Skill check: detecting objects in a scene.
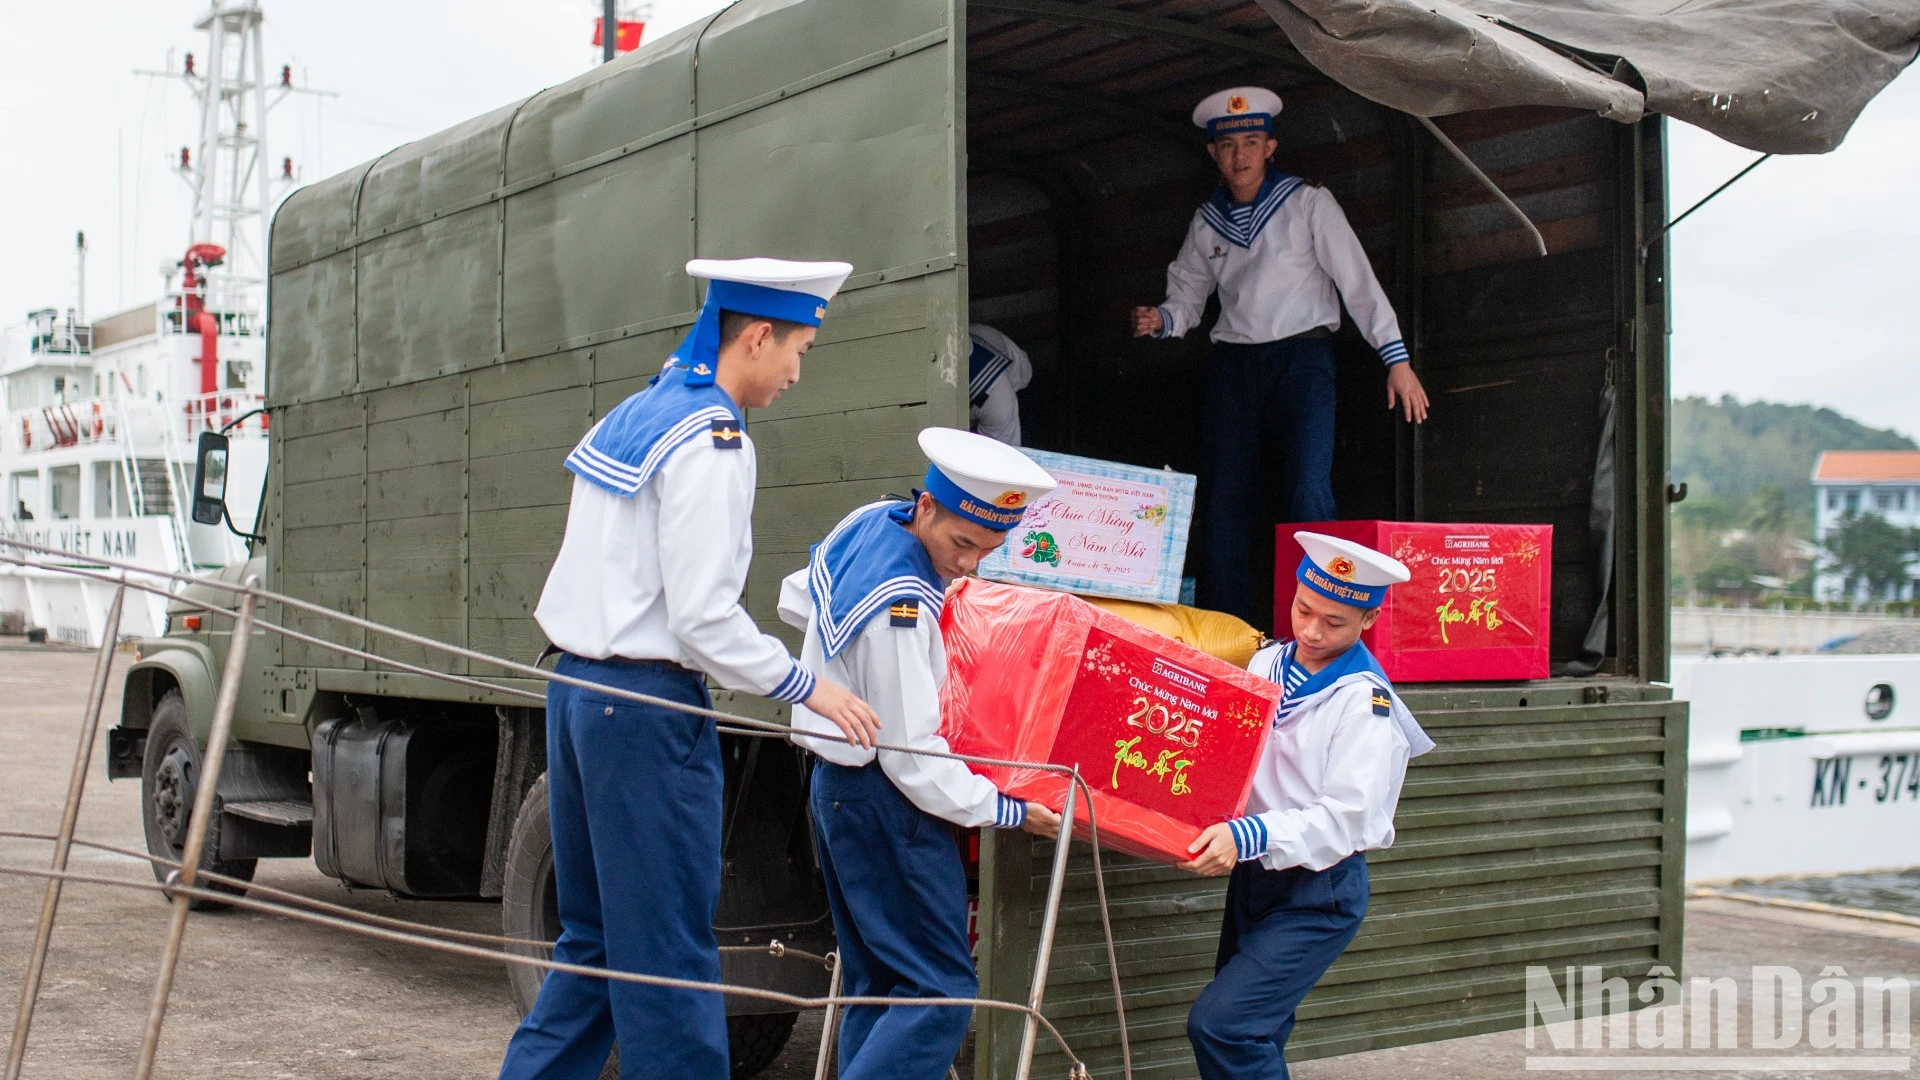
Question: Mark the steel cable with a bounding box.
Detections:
[0,860,1086,1066]
[0,536,1136,1078]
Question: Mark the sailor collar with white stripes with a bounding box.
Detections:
[968,338,1015,406]
[1199,169,1308,250]
[807,500,946,659]
[563,362,742,497]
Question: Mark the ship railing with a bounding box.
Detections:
[181,391,268,439]
[0,535,1129,1080]
[6,398,120,454]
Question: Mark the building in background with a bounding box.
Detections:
[1812,450,1920,601]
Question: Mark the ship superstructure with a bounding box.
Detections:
[0,2,314,645]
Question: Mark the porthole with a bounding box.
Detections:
[1865,683,1895,722]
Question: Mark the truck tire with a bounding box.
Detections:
[140,690,256,911]
[501,774,800,1079]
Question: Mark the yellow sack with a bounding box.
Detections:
[1083,597,1265,669]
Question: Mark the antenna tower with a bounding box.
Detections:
[138,3,332,320]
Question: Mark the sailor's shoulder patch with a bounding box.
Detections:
[1370,691,1392,717]
[888,598,920,627]
[710,417,744,449]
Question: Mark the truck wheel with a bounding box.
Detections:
[728,1012,799,1078]
[140,690,256,911]
[501,775,801,1078]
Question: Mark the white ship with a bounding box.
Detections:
[0,2,302,645]
[1681,652,1920,882]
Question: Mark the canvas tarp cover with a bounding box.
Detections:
[1253,0,1920,153]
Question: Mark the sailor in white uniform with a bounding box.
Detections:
[778,427,1063,1080]
[1130,87,1431,628]
[967,323,1033,445]
[1180,532,1436,1080]
[500,258,882,1080]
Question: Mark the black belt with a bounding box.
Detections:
[1288,326,1334,341]
[548,648,699,678]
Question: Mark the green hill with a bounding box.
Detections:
[1672,395,1916,528]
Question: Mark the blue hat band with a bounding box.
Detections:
[675,279,831,387]
[1297,558,1386,609]
[1206,113,1273,137]
[924,465,1026,530]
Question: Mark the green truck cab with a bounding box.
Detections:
[109,0,1688,1075]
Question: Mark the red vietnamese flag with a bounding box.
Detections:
[592,18,645,53]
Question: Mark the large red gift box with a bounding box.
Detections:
[1274,521,1552,682]
[939,578,1282,865]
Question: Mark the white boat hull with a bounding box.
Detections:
[1678,654,1920,882]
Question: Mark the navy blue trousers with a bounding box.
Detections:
[1200,337,1338,628]
[499,655,728,1080]
[811,761,977,1080]
[1188,853,1369,1080]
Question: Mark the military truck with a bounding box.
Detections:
[108,0,1704,1075]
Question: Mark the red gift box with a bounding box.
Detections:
[939,578,1282,865]
[1274,521,1552,682]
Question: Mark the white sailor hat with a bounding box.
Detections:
[917,427,1057,531]
[674,257,854,386]
[1192,86,1283,139]
[1294,531,1410,610]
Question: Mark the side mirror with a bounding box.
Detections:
[191,431,230,526]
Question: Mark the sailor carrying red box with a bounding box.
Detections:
[1181,531,1436,1080]
[781,428,1066,1080]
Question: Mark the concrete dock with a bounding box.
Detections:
[2,641,1914,1078]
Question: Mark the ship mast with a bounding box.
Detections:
[137,3,333,323]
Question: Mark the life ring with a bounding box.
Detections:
[89,401,105,439]
[19,416,29,449]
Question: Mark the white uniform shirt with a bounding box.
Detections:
[967,324,1033,446]
[778,569,1013,829]
[1237,641,1421,871]
[534,434,813,704]
[1156,176,1410,367]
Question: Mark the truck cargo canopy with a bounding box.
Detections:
[977,0,1918,154]
[1256,0,1919,154]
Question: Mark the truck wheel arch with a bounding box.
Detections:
[111,647,219,781]
[120,645,219,737]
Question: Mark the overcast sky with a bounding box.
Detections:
[2,2,1914,439]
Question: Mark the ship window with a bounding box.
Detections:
[92,461,131,518]
[48,466,81,520]
[11,471,42,521]
[225,359,254,390]
[51,376,67,404]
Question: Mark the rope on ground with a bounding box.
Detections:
[1688,887,1920,929]
[0,535,1137,1078]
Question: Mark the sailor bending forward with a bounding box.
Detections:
[502,258,881,1080]
[1179,532,1436,1080]
[779,428,1064,1080]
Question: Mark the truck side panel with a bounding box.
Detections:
[265,0,964,689]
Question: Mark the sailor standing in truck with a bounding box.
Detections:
[777,427,1063,1080]
[499,258,883,1080]
[1178,531,1435,1080]
[967,323,1033,445]
[1130,87,1430,629]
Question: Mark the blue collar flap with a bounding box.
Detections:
[969,340,1014,404]
[1266,640,1434,756]
[1199,170,1306,249]
[808,501,946,658]
[564,362,741,497]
